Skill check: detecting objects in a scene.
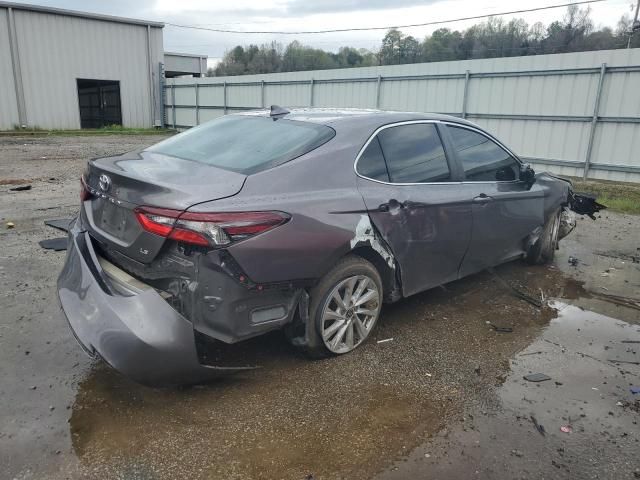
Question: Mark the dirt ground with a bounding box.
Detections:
[1,134,639,480]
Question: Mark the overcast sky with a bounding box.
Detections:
[16,0,636,67]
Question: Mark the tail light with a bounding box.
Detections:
[134,206,290,247]
[80,175,92,201]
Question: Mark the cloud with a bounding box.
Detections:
[284,0,441,16]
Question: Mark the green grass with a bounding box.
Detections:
[1,126,175,136]
[569,178,640,215]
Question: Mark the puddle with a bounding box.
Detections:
[377,302,640,480]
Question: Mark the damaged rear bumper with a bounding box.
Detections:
[57,223,255,386]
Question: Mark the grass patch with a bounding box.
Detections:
[1,126,175,137]
[569,178,640,215]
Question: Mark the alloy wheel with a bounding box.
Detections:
[320,274,381,354]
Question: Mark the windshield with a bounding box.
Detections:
[147,115,335,174]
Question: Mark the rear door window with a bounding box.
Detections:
[376,124,450,183]
[147,115,335,174]
[448,126,520,181]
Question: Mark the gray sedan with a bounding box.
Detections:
[58,107,601,385]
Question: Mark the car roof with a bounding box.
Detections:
[235,107,478,129]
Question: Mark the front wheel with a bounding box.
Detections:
[527,208,561,265]
[302,256,383,358]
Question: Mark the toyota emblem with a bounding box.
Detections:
[98,174,111,192]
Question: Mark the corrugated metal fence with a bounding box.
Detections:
[165,49,640,182]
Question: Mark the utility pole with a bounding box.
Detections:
[628,0,640,48]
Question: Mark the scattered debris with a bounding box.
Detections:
[510,449,523,457]
[377,338,393,344]
[568,256,579,266]
[44,218,74,232]
[38,238,67,251]
[560,425,573,434]
[6,222,15,229]
[530,415,546,436]
[425,373,432,377]
[569,191,606,220]
[489,323,513,333]
[591,292,640,311]
[487,268,543,308]
[524,373,551,382]
[609,359,640,366]
[9,184,32,191]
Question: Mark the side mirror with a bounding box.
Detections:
[520,164,536,189]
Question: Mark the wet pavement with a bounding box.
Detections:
[1,134,639,479]
[377,302,640,480]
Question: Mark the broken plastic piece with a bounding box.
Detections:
[487,268,543,308]
[560,425,572,433]
[568,256,579,267]
[524,373,551,382]
[9,184,31,191]
[631,387,640,395]
[489,323,513,333]
[269,105,290,117]
[569,191,606,220]
[39,238,68,251]
[6,222,15,229]
[609,359,640,366]
[44,218,74,233]
[530,415,546,436]
[377,338,394,344]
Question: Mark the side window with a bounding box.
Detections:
[448,126,520,182]
[377,124,450,183]
[357,137,389,182]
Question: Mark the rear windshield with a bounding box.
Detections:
[147,115,335,174]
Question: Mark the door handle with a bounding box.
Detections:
[473,193,493,203]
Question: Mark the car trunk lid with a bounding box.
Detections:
[82,149,246,263]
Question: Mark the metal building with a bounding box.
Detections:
[0,1,165,129]
[164,52,208,78]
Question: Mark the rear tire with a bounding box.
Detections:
[301,256,383,358]
[527,208,561,265]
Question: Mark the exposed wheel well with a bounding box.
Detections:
[350,246,400,303]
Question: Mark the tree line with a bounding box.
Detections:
[209,6,640,77]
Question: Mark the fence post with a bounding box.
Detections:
[462,70,470,119]
[583,63,607,180]
[309,78,315,107]
[261,80,265,108]
[195,83,200,126]
[171,84,176,129]
[223,81,227,115]
[375,75,382,109]
[159,62,165,127]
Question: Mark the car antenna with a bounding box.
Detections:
[269,105,290,120]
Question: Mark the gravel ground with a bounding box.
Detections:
[0,134,639,480]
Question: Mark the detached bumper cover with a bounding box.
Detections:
[57,223,253,386]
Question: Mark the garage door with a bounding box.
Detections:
[77,79,122,129]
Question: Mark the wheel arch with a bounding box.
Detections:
[349,245,401,303]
